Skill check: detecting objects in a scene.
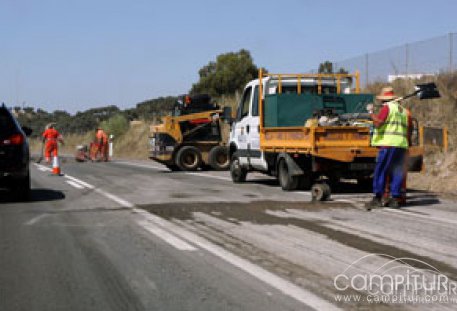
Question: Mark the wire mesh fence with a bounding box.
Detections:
[423,127,448,151]
[332,33,456,87]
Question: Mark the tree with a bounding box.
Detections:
[318,61,350,75]
[318,61,334,74]
[190,49,263,97]
[99,114,129,139]
[318,61,352,83]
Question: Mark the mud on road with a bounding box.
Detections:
[138,196,457,310]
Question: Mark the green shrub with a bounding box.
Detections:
[99,114,129,139]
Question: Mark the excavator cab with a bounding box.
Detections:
[172,94,219,116]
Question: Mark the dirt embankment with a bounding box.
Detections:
[408,150,457,195]
[366,72,457,195]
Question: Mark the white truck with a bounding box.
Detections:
[228,70,423,200]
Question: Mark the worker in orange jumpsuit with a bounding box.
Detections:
[94,127,109,161]
[42,123,64,164]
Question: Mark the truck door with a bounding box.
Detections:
[247,85,266,169]
[234,86,252,165]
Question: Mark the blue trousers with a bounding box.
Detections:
[373,147,406,198]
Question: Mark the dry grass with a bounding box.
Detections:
[112,121,150,159]
[365,71,457,149]
[30,132,94,156]
[29,121,152,160]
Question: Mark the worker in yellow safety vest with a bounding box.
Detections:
[365,87,411,210]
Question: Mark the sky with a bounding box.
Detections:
[0,0,456,113]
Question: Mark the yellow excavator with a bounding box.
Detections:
[149,94,232,171]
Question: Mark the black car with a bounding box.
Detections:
[0,103,32,199]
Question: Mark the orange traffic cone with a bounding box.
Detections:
[52,156,61,175]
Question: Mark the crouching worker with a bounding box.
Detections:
[365,87,411,210]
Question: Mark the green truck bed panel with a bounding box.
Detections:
[264,93,374,127]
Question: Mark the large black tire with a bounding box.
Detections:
[278,159,299,191]
[175,146,202,171]
[208,146,229,171]
[230,153,247,183]
[13,173,31,201]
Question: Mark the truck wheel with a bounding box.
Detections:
[208,146,229,171]
[230,153,247,183]
[175,146,202,171]
[311,183,331,201]
[278,159,299,191]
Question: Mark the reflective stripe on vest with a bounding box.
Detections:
[371,102,408,148]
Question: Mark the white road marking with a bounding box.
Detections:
[137,220,197,251]
[114,161,164,170]
[25,214,48,225]
[64,175,95,189]
[115,160,233,181]
[186,171,232,181]
[65,180,85,189]
[35,163,51,171]
[378,208,457,227]
[133,208,339,311]
[93,188,135,208]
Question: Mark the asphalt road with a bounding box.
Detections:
[1,158,457,310]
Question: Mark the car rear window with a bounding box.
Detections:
[0,109,19,138]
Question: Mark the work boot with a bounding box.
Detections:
[365,196,382,211]
[386,198,402,209]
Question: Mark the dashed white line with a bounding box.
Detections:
[25,214,48,225]
[64,175,95,189]
[93,187,135,208]
[137,220,197,251]
[114,161,164,170]
[186,171,232,181]
[65,180,85,189]
[35,163,51,171]
[116,161,233,181]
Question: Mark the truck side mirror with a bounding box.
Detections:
[222,106,233,123]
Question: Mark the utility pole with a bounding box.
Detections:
[450,32,454,72]
[365,53,369,86]
[405,43,409,76]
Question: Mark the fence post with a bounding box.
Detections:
[443,127,448,152]
[419,126,424,147]
[450,33,454,72]
[405,43,409,76]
